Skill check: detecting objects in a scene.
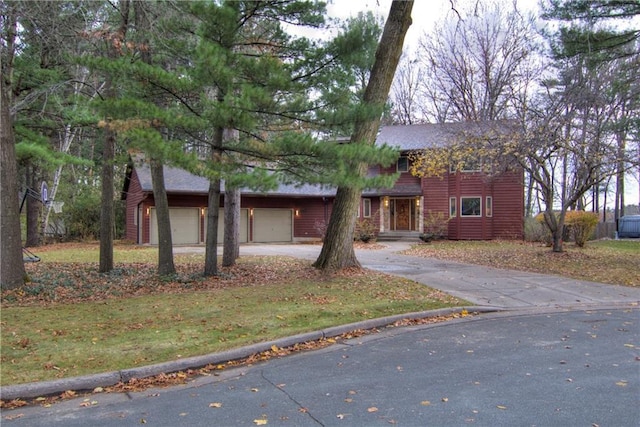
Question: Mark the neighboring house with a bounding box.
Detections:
[122,123,524,244]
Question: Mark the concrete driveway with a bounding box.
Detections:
[234,241,640,309]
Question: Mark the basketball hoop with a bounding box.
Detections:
[51,201,64,214]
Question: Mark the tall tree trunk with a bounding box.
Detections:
[204,126,224,276]
[204,178,221,276]
[222,186,240,267]
[99,0,130,273]
[221,128,240,267]
[615,131,625,220]
[314,0,413,271]
[25,164,42,247]
[150,157,175,275]
[99,127,115,273]
[0,80,26,290]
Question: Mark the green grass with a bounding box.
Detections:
[1,244,466,386]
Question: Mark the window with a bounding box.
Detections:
[397,156,409,172]
[461,197,482,216]
[449,197,457,217]
[486,196,493,217]
[450,157,482,173]
[362,199,371,218]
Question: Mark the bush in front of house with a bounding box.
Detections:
[531,211,598,247]
[355,217,378,243]
[565,211,599,247]
[419,211,450,242]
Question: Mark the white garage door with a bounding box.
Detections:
[203,209,249,243]
[150,208,199,245]
[253,209,292,242]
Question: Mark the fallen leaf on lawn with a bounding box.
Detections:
[276,315,285,320]
[367,407,378,412]
[253,419,268,425]
[421,401,431,406]
[209,402,222,408]
[497,405,507,410]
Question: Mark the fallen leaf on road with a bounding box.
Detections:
[368,407,378,412]
[253,419,268,425]
[497,405,507,410]
[421,401,431,406]
[209,402,222,408]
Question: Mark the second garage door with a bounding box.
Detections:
[252,209,292,242]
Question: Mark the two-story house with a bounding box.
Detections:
[122,123,524,244]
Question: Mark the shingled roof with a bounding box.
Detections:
[128,122,514,197]
[133,163,336,197]
[376,122,514,151]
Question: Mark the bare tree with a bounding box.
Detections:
[417,0,539,122]
[390,55,425,124]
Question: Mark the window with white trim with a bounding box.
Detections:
[449,197,457,217]
[461,197,482,216]
[486,196,493,217]
[362,199,371,218]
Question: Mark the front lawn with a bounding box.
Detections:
[1,244,466,386]
[404,239,640,287]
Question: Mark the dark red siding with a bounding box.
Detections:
[124,169,145,242]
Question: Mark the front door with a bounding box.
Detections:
[393,199,411,230]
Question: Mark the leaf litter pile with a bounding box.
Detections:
[3,257,333,306]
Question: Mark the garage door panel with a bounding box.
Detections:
[253,209,292,242]
[203,209,249,243]
[150,208,199,245]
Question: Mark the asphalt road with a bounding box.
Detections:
[3,308,639,426]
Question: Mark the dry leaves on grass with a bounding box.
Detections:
[404,240,639,286]
[1,257,326,306]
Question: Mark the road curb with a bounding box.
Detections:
[0,306,500,401]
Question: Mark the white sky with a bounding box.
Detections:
[324,0,640,208]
